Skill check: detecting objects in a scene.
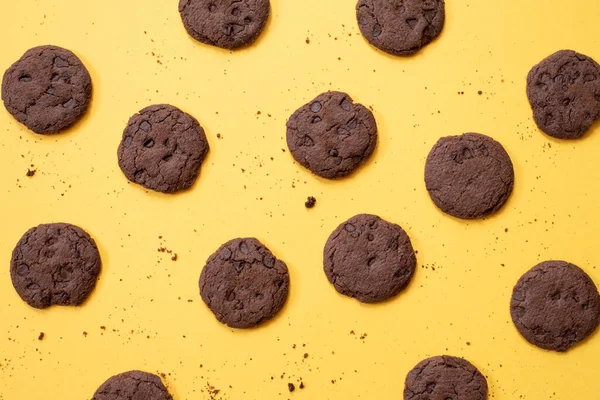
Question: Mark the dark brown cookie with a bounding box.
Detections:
[117,104,209,193]
[510,260,600,352]
[424,132,514,219]
[92,370,173,400]
[179,0,270,50]
[286,91,377,179]
[199,238,289,328]
[526,50,600,139]
[1,45,92,134]
[10,223,101,309]
[356,0,445,56]
[323,214,416,303]
[404,356,488,400]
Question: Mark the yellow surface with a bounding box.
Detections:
[1,0,600,399]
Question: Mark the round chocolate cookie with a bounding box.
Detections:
[323,214,416,303]
[1,45,92,134]
[356,0,445,56]
[92,370,173,400]
[404,356,488,400]
[10,223,101,309]
[424,133,514,219]
[286,91,377,179]
[117,104,209,193]
[527,50,600,139]
[199,238,290,328]
[510,260,600,352]
[179,0,270,50]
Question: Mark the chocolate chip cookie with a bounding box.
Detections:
[527,50,600,139]
[179,0,270,50]
[2,45,92,134]
[404,356,488,400]
[510,260,600,352]
[199,238,290,328]
[118,104,209,193]
[324,214,416,303]
[10,223,101,309]
[92,370,173,400]
[356,0,445,56]
[424,132,514,219]
[286,91,377,179]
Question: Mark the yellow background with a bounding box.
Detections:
[1,0,599,399]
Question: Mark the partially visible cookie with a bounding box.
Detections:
[118,104,209,193]
[324,214,416,303]
[424,132,514,219]
[286,91,377,179]
[404,356,488,400]
[199,238,290,328]
[510,260,600,352]
[92,370,173,400]
[1,45,92,134]
[356,0,445,56]
[179,0,270,50]
[10,223,101,309]
[527,50,600,139]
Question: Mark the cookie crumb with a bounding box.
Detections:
[303,353,309,359]
[305,196,316,208]
[288,383,295,392]
[171,254,178,261]
[38,332,44,340]
[217,133,221,139]
[305,38,310,44]
[299,382,305,389]
[478,90,483,95]
[26,169,36,177]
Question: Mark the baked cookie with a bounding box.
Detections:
[527,50,600,139]
[510,260,600,352]
[1,45,92,134]
[404,356,488,400]
[10,223,101,309]
[286,91,377,179]
[424,132,514,219]
[199,238,289,328]
[323,214,416,303]
[118,104,209,193]
[179,0,270,50]
[356,0,445,56]
[92,370,173,400]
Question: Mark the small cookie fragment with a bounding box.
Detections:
[199,238,290,328]
[356,0,445,56]
[92,370,173,400]
[510,260,600,352]
[404,356,488,400]
[305,196,316,208]
[286,91,377,179]
[179,0,270,50]
[118,104,209,193]
[424,132,514,219]
[10,223,101,309]
[527,50,600,139]
[324,214,416,303]
[1,45,92,134]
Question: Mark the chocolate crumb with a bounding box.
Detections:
[38,332,44,340]
[171,254,178,261]
[299,382,305,389]
[478,90,483,95]
[305,196,316,208]
[305,38,310,44]
[288,383,295,392]
[26,169,36,177]
[303,353,309,359]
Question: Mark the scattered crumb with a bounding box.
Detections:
[288,383,295,392]
[38,332,44,340]
[299,382,305,389]
[305,38,310,44]
[305,196,316,209]
[171,254,178,262]
[26,169,36,177]
[478,90,483,95]
[217,133,221,139]
[303,353,309,359]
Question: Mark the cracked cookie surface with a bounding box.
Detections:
[510,260,600,352]
[286,91,377,179]
[404,356,487,400]
[527,49,600,139]
[179,0,270,50]
[10,223,101,309]
[199,238,289,328]
[1,45,92,134]
[424,132,514,219]
[356,0,445,56]
[92,370,173,400]
[323,214,416,303]
[118,104,209,193]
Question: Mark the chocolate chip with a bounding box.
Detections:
[310,102,322,112]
